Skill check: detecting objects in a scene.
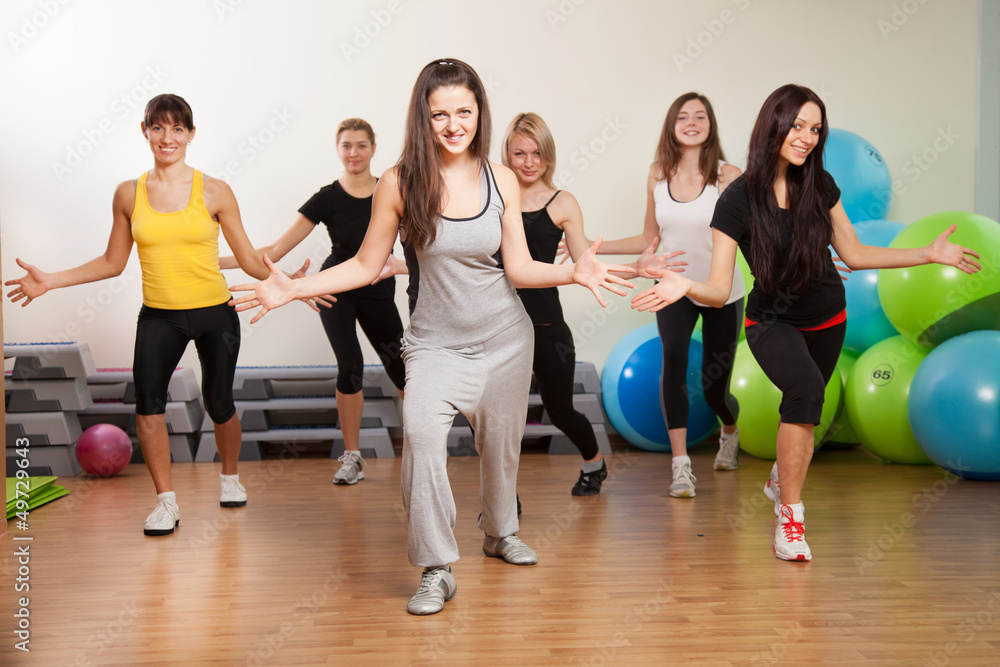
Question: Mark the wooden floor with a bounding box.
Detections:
[3,443,999,666]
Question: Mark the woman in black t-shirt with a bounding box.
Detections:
[221,118,406,486]
[632,84,980,563]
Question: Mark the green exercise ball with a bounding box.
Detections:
[878,211,1000,349]
[845,335,932,464]
[825,349,861,447]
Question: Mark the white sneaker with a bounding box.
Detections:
[333,450,365,485]
[669,460,697,498]
[144,498,180,536]
[763,462,780,516]
[714,428,740,471]
[220,476,247,507]
[774,503,811,562]
[406,567,457,615]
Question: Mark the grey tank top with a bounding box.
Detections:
[402,162,529,349]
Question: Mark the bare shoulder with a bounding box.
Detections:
[203,173,236,201]
[376,165,401,192]
[718,163,742,190]
[113,179,137,216]
[490,161,518,190]
[646,164,661,189]
[548,189,582,224]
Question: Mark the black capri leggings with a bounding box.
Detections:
[745,319,846,425]
[134,301,240,424]
[318,289,406,395]
[532,321,599,460]
[655,297,743,431]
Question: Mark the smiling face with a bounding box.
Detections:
[507,134,546,186]
[337,129,375,175]
[142,115,194,164]
[674,98,710,148]
[427,84,478,157]
[779,102,823,167]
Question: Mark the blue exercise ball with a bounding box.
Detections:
[842,219,904,353]
[602,323,718,452]
[908,331,1000,480]
[823,128,893,223]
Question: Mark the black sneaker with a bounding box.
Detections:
[571,460,608,496]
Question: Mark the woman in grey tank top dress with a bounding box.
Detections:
[231,59,635,615]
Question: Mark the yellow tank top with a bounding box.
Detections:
[131,170,232,309]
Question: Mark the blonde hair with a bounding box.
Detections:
[501,112,556,189]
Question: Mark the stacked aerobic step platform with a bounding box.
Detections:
[194,365,400,462]
[4,342,97,477]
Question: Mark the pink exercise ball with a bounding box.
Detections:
[75,424,133,477]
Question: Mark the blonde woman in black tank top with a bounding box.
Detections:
[502,112,610,495]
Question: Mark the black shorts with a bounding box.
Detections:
[133,301,240,423]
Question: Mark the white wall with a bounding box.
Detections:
[0,0,980,374]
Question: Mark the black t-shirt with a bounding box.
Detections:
[710,172,845,328]
[298,179,394,299]
[516,193,565,325]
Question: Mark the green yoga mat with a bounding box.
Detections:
[6,477,70,519]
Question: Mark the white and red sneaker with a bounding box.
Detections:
[763,462,780,516]
[774,503,811,562]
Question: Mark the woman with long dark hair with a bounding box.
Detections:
[632,84,980,561]
[6,94,278,536]
[594,92,745,498]
[220,118,406,486]
[229,59,633,613]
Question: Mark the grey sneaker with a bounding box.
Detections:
[669,460,697,498]
[763,462,780,516]
[406,567,457,615]
[143,498,180,536]
[220,477,247,507]
[333,451,365,485]
[713,429,740,471]
[483,534,538,565]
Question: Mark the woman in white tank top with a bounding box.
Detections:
[595,93,744,498]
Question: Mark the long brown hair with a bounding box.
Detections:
[397,58,492,250]
[745,84,831,293]
[501,112,557,189]
[653,92,725,185]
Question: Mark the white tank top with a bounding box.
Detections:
[654,161,745,307]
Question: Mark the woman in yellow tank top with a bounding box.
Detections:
[5,94,297,536]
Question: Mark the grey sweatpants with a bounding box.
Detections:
[400,315,534,567]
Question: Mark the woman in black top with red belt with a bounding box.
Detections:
[222,118,406,485]
[632,84,980,562]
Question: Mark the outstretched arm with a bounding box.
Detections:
[493,164,634,306]
[230,169,402,322]
[632,229,738,312]
[5,181,135,306]
[219,214,315,270]
[830,201,980,273]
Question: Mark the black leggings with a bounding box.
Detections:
[318,290,406,395]
[532,321,599,460]
[134,301,240,423]
[745,320,846,424]
[655,298,742,431]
